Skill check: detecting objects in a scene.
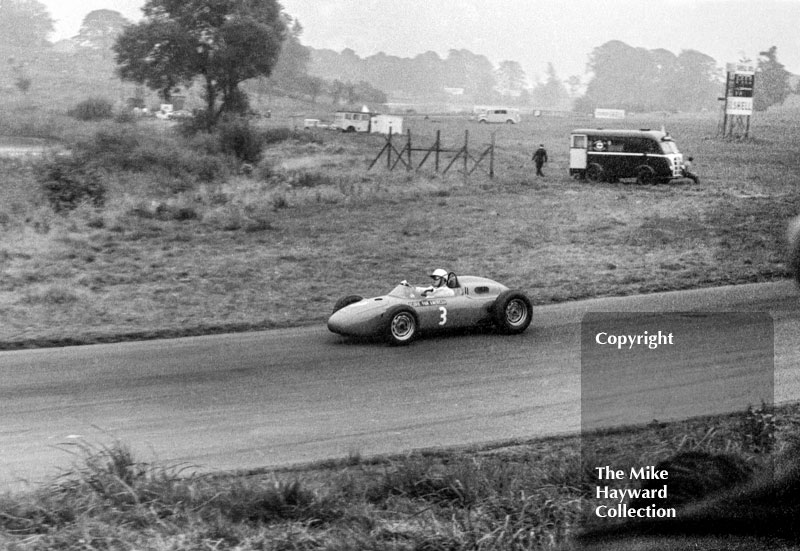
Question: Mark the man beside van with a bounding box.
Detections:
[532,144,548,177]
[682,156,699,184]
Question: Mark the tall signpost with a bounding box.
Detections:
[723,62,755,138]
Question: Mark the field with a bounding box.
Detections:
[2,101,800,548]
[1,104,799,348]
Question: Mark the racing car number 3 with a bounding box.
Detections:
[439,306,447,326]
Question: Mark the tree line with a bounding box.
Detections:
[1,0,796,122]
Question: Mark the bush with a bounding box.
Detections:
[73,127,229,184]
[68,98,114,121]
[217,118,265,164]
[38,155,106,212]
[262,127,292,144]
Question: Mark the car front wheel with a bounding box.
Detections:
[384,306,417,345]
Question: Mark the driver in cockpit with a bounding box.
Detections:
[422,268,456,297]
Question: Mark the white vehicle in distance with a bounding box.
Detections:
[477,108,521,124]
[332,110,373,132]
[303,118,329,129]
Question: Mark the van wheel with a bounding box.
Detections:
[636,166,656,185]
[586,163,604,182]
[506,119,515,124]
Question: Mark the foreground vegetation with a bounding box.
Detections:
[0,402,793,550]
[1,102,799,348]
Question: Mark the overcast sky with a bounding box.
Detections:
[41,0,800,84]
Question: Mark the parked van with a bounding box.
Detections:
[477,108,521,124]
[569,128,683,184]
[332,110,372,132]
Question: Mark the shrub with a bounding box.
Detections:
[289,171,336,188]
[262,127,292,144]
[68,98,114,121]
[74,127,229,184]
[38,155,106,212]
[217,118,265,164]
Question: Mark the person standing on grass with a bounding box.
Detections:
[532,143,548,177]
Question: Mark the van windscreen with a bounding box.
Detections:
[660,141,679,154]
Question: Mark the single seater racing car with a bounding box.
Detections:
[327,272,532,345]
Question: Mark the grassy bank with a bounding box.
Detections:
[1,106,799,348]
[0,402,793,550]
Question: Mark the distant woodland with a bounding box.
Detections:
[0,0,795,114]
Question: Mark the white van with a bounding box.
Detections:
[477,108,521,124]
[332,110,372,132]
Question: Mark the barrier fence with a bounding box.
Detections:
[369,130,495,178]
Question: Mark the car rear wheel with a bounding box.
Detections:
[492,291,532,334]
[385,306,417,345]
[332,295,362,313]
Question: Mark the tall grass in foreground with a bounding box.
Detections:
[0,404,788,550]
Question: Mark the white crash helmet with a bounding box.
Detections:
[430,268,448,280]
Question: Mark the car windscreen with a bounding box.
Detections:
[387,284,415,298]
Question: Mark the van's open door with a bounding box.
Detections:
[570,134,588,170]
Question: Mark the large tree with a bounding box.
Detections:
[531,63,569,109]
[581,40,721,113]
[114,0,286,126]
[754,46,792,112]
[74,9,130,56]
[0,0,53,49]
[495,60,527,97]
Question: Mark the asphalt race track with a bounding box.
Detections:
[2,281,799,490]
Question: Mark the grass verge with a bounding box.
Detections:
[0,402,795,550]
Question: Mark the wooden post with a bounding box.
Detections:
[406,129,412,170]
[387,128,392,169]
[489,132,495,178]
[463,130,469,176]
[435,130,441,172]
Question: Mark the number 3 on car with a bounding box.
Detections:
[439,306,447,326]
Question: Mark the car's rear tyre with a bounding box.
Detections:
[332,295,363,313]
[384,306,417,345]
[492,291,532,334]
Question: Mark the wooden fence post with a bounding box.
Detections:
[490,132,495,178]
[435,130,440,172]
[407,129,412,170]
[387,128,392,169]
[463,130,469,176]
